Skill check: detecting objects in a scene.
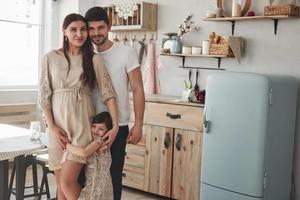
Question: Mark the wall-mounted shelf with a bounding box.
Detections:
[103,2,157,32]
[204,15,296,35]
[160,53,231,70]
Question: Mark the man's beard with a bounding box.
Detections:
[92,35,108,46]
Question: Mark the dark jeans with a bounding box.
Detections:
[77,125,129,200]
[78,165,85,189]
[110,125,129,200]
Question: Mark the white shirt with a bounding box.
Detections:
[92,42,140,126]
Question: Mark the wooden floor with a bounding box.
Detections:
[9,165,170,200]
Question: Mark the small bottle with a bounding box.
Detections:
[202,40,210,55]
[216,8,223,18]
[232,0,242,17]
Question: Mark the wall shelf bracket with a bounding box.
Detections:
[217,57,221,69]
[273,19,278,35]
[204,15,295,36]
[179,66,225,70]
[231,21,235,35]
[160,53,229,70]
[179,56,224,70]
[181,56,186,67]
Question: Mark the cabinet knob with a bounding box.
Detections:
[166,112,181,119]
[122,173,126,177]
[164,132,171,149]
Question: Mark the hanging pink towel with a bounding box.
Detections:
[142,41,161,94]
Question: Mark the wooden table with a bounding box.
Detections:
[0,124,46,200]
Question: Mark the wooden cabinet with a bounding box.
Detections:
[172,129,202,200]
[123,97,204,199]
[144,125,173,197]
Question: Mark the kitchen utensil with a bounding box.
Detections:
[194,70,199,92]
[184,69,192,89]
[188,70,199,103]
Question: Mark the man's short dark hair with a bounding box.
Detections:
[92,111,112,130]
[85,6,109,25]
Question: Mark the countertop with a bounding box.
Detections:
[131,94,204,108]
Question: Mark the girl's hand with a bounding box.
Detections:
[49,124,70,149]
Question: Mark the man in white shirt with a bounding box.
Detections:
[85,7,145,200]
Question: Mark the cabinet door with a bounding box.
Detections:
[172,129,202,200]
[144,125,174,197]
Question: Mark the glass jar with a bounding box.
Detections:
[172,35,182,53]
[232,0,242,17]
[30,121,41,140]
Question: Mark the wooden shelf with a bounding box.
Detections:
[160,53,228,58]
[204,15,291,21]
[111,25,145,32]
[104,2,157,32]
[160,53,232,70]
[204,15,297,35]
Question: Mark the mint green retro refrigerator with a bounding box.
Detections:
[200,71,298,200]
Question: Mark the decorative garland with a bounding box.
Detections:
[114,1,139,20]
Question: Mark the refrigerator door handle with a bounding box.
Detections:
[204,107,211,133]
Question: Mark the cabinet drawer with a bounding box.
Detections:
[123,165,145,190]
[144,102,203,132]
[125,144,146,169]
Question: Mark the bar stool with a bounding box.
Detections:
[8,151,54,199]
[8,155,41,199]
[35,153,55,200]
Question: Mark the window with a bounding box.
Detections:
[0,0,43,89]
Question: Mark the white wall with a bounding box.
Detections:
[53,0,96,47]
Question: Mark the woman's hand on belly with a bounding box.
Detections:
[49,124,70,149]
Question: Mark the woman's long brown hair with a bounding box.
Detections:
[62,13,95,89]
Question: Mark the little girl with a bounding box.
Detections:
[66,112,113,200]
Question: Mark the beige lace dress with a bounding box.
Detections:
[38,50,115,171]
[78,136,113,200]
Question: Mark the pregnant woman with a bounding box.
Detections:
[38,13,118,200]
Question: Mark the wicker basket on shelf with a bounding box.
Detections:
[264,4,299,16]
[209,37,234,56]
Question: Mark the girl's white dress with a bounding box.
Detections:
[78,136,113,200]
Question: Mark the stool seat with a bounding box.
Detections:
[36,154,49,163]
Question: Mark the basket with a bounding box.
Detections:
[209,44,234,56]
[209,37,234,56]
[264,4,299,16]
